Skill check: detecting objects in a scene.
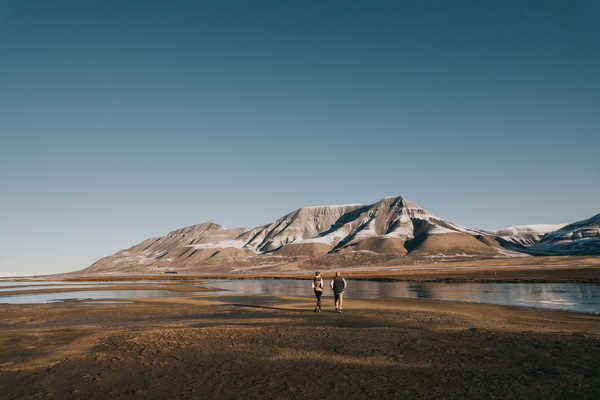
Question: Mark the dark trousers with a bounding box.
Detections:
[314,290,322,308]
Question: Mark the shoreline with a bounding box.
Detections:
[1,274,599,315]
[55,265,600,284]
[9,255,593,284]
[4,255,600,284]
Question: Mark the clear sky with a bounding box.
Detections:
[1,0,599,276]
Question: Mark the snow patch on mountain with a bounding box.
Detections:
[493,224,567,237]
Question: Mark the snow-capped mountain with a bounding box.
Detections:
[488,224,567,247]
[82,195,599,274]
[488,215,600,255]
[527,214,600,255]
[242,196,482,253]
[85,195,507,274]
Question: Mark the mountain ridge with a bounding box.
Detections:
[82,195,599,274]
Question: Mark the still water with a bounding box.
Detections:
[0,289,175,304]
[0,279,598,314]
[0,281,168,291]
[200,279,600,314]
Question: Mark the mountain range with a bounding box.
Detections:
[83,195,600,275]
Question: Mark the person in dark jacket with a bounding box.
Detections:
[330,272,347,313]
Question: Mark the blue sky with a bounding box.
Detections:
[1,0,599,275]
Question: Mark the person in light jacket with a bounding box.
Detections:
[330,272,347,313]
[311,272,324,312]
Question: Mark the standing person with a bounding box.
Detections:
[312,272,324,312]
[330,272,347,313]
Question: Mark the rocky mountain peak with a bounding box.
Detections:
[166,222,224,237]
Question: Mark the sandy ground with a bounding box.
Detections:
[1,288,599,399]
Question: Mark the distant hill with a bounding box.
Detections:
[525,214,600,255]
[488,214,600,256]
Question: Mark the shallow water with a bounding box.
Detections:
[0,281,168,291]
[199,279,600,314]
[0,280,78,287]
[0,284,117,292]
[0,289,174,304]
[1,278,599,313]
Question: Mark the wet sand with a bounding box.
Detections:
[1,289,599,399]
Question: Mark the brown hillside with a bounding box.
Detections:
[474,234,504,248]
[409,233,498,255]
[272,243,331,257]
[340,237,407,255]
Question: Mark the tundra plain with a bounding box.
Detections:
[1,260,600,399]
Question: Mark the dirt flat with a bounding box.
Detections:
[1,292,599,399]
[59,255,600,283]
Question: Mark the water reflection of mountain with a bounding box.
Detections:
[403,283,599,314]
[346,281,410,299]
[207,280,600,314]
[1,279,598,313]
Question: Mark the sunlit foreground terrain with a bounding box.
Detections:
[1,277,599,399]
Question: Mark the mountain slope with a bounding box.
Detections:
[85,222,252,274]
